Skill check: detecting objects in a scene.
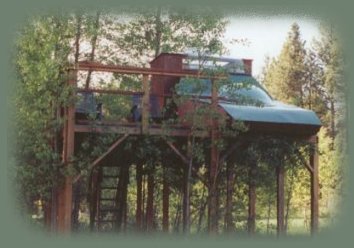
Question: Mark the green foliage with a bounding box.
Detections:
[261,22,345,229]
[262,23,307,107]
[14,15,74,206]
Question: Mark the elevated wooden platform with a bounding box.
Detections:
[75,120,208,137]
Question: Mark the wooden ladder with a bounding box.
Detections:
[95,166,120,231]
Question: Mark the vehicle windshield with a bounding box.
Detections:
[176,75,273,106]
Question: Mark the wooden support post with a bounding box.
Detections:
[310,135,319,235]
[57,69,76,233]
[208,79,219,234]
[162,167,170,233]
[142,74,150,134]
[276,165,285,236]
[136,163,143,231]
[248,162,256,235]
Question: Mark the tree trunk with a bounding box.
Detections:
[284,169,295,233]
[197,188,208,233]
[71,14,82,230]
[266,194,272,234]
[154,7,162,57]
[43,199,52,231]
[142,174,146,230]
[115,165,129,231]
[209,134,219,233]
[162,167,170,232]
[74,13,82,64]
[89,168,100,231]
[136,163,143,231]
[182,167,190,234]
[71,181,81,231]
[85,11,101,89]
[224,162,235,233]
[122,166,129,232]
[276,165,285,236]
[174,195,182,233]
[330,99,336,145]
[146,167,155,232]
[310,135,319,235]
[248,162,256,235]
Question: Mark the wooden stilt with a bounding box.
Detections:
[276,165,285,236]
[57,69,76,233]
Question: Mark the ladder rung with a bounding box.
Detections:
[102,175,119,178]
[100,186,117,190]
[100,208,119,212]
[96,220,117,223]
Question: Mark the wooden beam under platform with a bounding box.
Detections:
[73,134,129,183]
[76,61,227,80]
[74,122,208,137]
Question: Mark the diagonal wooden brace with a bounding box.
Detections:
[73,134,129,183]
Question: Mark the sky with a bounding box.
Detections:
[223,17,321,77]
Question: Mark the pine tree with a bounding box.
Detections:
[263,23,307,107]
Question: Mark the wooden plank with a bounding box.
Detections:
[77,61,227,79]
[77,88,144,96]
[165,140,189,165]
[75,122,208,137]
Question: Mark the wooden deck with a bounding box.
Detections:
[75,120,208,137]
